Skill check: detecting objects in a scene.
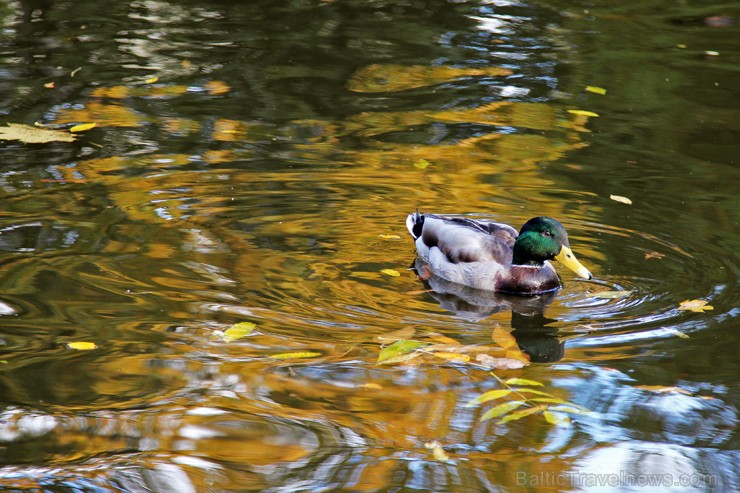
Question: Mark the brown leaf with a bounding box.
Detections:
[0,123,76,143]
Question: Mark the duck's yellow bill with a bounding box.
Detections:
[555,246,593,279]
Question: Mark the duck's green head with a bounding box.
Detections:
[513,217,592,279]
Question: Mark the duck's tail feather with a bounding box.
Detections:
[406,210,425,239]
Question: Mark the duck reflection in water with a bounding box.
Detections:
[407,212,594,363]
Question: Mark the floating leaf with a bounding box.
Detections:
[380,268,401,277]
[476,354,527,370]
[491,326,517,350]
[665,328,689,339]
[204,80,231,96]
[413,158,431,169]
[543,410,571,426]
[592,290,632,299]
[547,404,591,415]
[424,441,450,462]
[377,340,428,364]
[644,251,665,260]
[222,322,256,342]
[567,109,599,117]
[145,76,159,84]
[585,85,607,95]
[480,400,526,421]
[468,389,513,406]
[678,299,713,312]
[504,349,530,364]
[359,383,383,390]
[66,342,97,350]
[44,82,55,89]
[505,378,544,387]
[378,233,401,240]
[0,123,76,143]
[432,352,470,363]
[427,333,461,345]
[609,194,632,205]
[271,351,322,360]
[69,122,97,133]
[498,405,544,424]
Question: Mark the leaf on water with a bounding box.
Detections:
[378,233,401,240]
[512,388,558,398]
[592,290,632,299]
[431,352,470,363]
[359,382,383,390]
[498,405,545,424]
[69,122,97,133]
[380,268,401,277]
[377,339,428,364]
[222,322,256,342]
[547,404,591,415]
[44,82,55,88]
[678,299,713,312]
[0,123,77,143]
[567,109,600,117]
[665,328,689,339]
[504,349,530,364]
[585,85,607,95]
[145,76,159,84]
[609,194,633,205]
[66,341,97,350]
[413,158,431,169]
[544,410,571,426]
[644,251,665,260]
[424,441,450,462]
[491,326,517,350]
[427,333,461,345]
[374,327,416,343]
[377,351,423,365]
[204,80,231,96]
[504,378,544,387]
[480,400,526,422]
[528,397,568,405]
[634,385,692,395]
[468,389,512,406]
[270,351,322,360]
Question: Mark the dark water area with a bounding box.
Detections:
[0,0,738,491]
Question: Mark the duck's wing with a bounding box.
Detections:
[408,213,518,264]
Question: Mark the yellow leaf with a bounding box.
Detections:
[66,342,97,350]
[413,158,431,169]
[44,82,55,89]
[610,194,633,205]
[359,383,383,390]
[222,322,256,342]
[468,389,513,406]
[380,268,401,277]
[678,299,713,312]
[505,348,530,364]
[432,352,470,363]
[567,109,599,117]
[145,76,159,84]
[585,85,607,95]
[504,378,544,387]
[491,326,517,350]
[69,122,97,133]
[270,351,322,360]
[374,327,416,343]
[424,441,450,462]
[498,405,545,424]
[0,123,76,143]
[592,290,632,299]
[480,401,525,421]
[205,80,231,96]
[377,233,401,240]
[427,333,461,345]
[543,410,571,426]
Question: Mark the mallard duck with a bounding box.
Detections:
[406,212,592,294]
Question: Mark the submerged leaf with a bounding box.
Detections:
[480,400,526,421]
[270,351,322,360]
[377,340,428,364]
[585,85,607,95]
[468,389,512,406]
[424,441,450,462]
[380,268,401,277]
[375,327,416,343]
[0,123,76,143]
[592,290,632,299]
[66,341,97,350]
[498,405,544,424]
[678,299,714,312]
[476,354,527,370]
[431,352,470,363]
[543,410,571,426]
[413,158,431,169]
[222,322,256,342]
[634,385,692,395]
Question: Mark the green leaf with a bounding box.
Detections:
[270,351,322,360]
[504,378,544,387]
[0,123,77,143]
[498,405,544,424]
[480,400,525,422]
[222,322,256,342]
[467,389,512,406]
[543,410,571,426]
[377,340,428,364]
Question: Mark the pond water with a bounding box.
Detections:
[0,0,738,491]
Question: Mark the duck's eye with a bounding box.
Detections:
[542,231,553,237]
